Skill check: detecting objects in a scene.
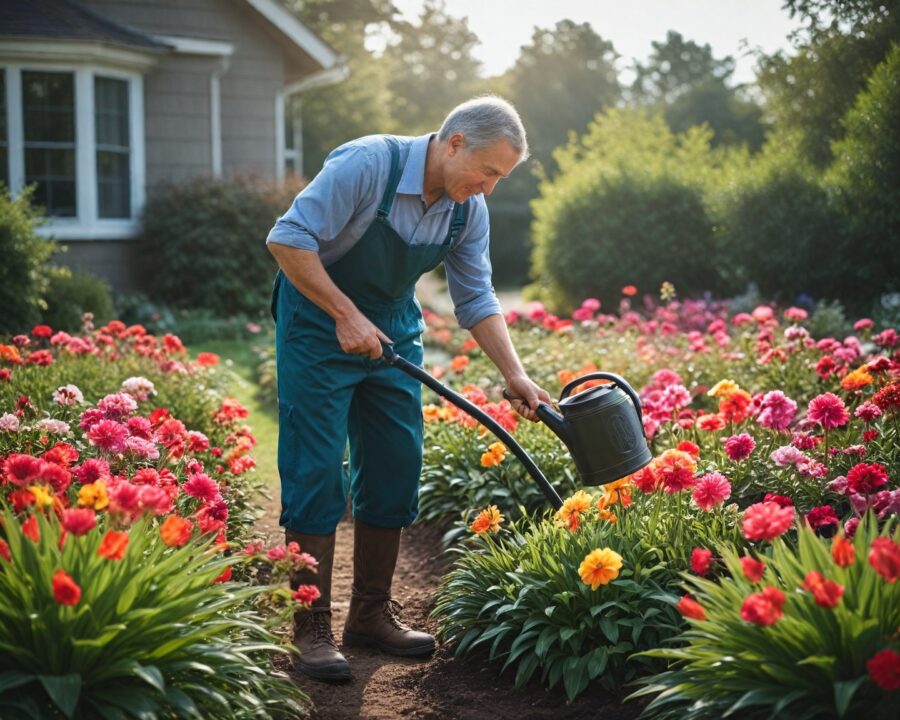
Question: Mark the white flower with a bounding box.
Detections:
[34,418,71,435]
[0,413,20,432]
[53,384,84,406]
[121,376,155,402]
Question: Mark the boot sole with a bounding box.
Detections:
[292,657,352,683]
[342,631,435,657]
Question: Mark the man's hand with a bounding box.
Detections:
[506,374,552,422]
[335,309,392,359]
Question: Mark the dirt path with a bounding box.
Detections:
[254,494,644,720]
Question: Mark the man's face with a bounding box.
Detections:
[443,134,520,203]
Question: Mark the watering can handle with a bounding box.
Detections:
[500,388,559,423]
[558,372,644,427]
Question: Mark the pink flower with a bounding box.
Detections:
[78,408,105,431]
[126,416,153,439]
[770,445,809,468]
[805,505,839,531]
[740,556,766,583]
[742,501,795,542]
[853,318,873,332]
[756,391,797,431]
[124,436,160,460]
[139,485,173,515]
[73,458,111,485]
[61,508,97,536]
[724,433,756,461]
[855,402,882,422]
[763,493,794,507]
[53,384,84,406]
[183,473,221,503]
[2,453,44,486]
[109,482,141,515]
[807,393,850,431]
[86,420,129,454]
[292,584,321,605]
[690,547,713,575]
[97,392,138,421]
[692,472,731,512]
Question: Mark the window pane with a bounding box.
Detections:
[95,76,130,218]
[23,72,75,142]
[0,69,7,188]
[23,71,76,216]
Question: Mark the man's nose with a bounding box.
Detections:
[482,177,500,196]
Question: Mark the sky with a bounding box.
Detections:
[388,0,804,85]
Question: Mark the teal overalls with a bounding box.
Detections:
[271,137,468,534]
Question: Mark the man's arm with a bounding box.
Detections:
[469,313,552,422]
[268,244,391,359]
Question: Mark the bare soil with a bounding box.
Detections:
[255,503,645,720]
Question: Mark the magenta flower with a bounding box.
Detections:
[183,473,221,503]
[97,392,138,421]
[724,433,756,461]
[86,420,129,454]
[692,472,732,512]
[756,391,797,431]
[807,393,850,430]
[805,505,839,531]
[742,501,795,541]
[854,402,882,422]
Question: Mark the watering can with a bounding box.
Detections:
[380,344,651,510]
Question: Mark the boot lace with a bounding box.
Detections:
[309,610,338,648]
[382,598,409,631]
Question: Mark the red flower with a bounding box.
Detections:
[676,441,699,457]
[292,584,321,605]
[742,502,795,542]
[763,493,794,508]
[26,350,54,366]
[41,442,79,468]
[867,649,900,691]
[213,566,233,584]
[622,285,637,296]
[868,537,900,583]
[807,393,850,430]
[832,533,855,568]
[724,433,756,461]
[196,352,220,367]
[803,570,844,608]
[31,324,52,338]
[740,556,766,583]
[691,547,713,575]
[740,586,786,626]
[52,569,81,605]
[183,473,221,503]
[0,538,11,563]
[97,530,129,560]
[846,463,889,495]
[630,466,659,493]
[805,506,839,531]
[677,595,706,621]
[86,419,129,454]
[2,453,45,486]
[22,515,40,542]
[61,508,97,536]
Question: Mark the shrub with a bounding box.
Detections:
[40,268,114,333]
[0,188,55,335]
[139,176,304,316]
[0,507,308,719]
[630,519,900,720]
[529,110,726,311]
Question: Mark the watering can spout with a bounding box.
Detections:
[535,403,570,445]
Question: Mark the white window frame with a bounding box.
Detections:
[2,63,145,240]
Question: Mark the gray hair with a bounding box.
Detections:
[437,96,530,162]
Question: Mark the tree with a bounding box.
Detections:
[381,0,483,134]
[506,20,621,169]
[756,0,900,166]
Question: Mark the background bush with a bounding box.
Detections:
[0,188,54,335]
[40,267,114,333]
[139,176,305,316]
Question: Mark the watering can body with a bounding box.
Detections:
[535,373,652,486]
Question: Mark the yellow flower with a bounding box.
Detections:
[708,379,739,399]
[596,478,632,509]
[423,404,444,422]
[470,505,504,534]
[578,547,623,590]
[28,484,55,511]
[78,480,109,510]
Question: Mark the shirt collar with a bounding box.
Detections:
[396,133,455,210]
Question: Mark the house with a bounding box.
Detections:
[0,0,347,292]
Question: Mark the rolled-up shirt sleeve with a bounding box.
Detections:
[444,198,503,329]
[266,143,372,251]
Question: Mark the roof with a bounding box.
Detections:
[0,0,166,51]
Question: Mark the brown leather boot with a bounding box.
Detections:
[341,520,435,657]
[286,529,351,682]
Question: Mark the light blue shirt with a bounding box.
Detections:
[266,133,502,329]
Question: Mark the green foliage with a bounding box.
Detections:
[40,269,114,333]
[139,176,302,317]
[0,509,307,720]
[433,491,741,700]
[0,188,55,335]
[529,110,725,310]
[630,519,900,720]
[713,143,849,303]
[828,43,900,301]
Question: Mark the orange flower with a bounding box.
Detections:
[719,389,752,424]
[707,379,739,399]
[470,505,503,534]
[622,285,637,296]
[596,478,632,509]
[160,514,193,547]
[52,569,81,606]
[78,480,109,510]
[557,369,575,386]
[578,548,623,589]
[597,508,617,524]
[450,355,469,373]
[555,490,593,531]
[0,345,22,363]
[480,441,507,468]
[840,366,873,391]
[97,530,129,560]
[696,413,726,432]
[831,533,855,568]
[677,595,706,620]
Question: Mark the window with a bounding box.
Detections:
[95,76,130,218]
[283,95,300,176]
[0,70,7,188]
[23,71,77,216]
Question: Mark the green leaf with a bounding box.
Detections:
[37,674,82,719]
[0,671,35,694]
[598,617,619,644]
[834,677,866,717]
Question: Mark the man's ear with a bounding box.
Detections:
[447,132,465,156]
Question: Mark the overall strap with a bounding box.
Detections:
[376,136,403,220]
[446,200,469,246]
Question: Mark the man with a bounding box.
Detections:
[266,96,551,682]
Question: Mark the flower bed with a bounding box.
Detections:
[0,320,318,718]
